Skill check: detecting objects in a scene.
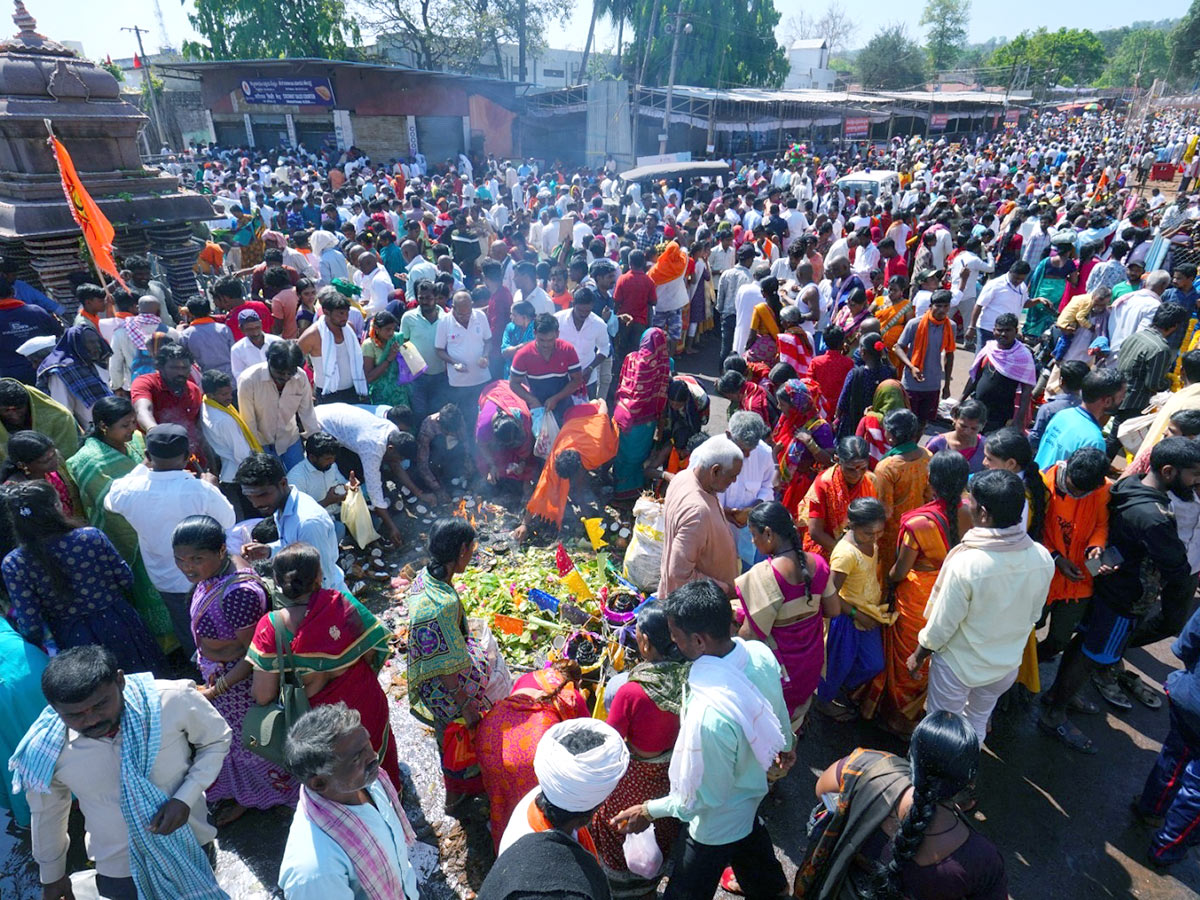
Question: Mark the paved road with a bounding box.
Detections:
[2,330,1197,898]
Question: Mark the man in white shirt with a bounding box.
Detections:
[910,469,1053,745]
[513,261,554,316]
[229,310,282,380]
[199,370,255,499]
[967,260,1031,347]
[708,229,736,278]
[1110,269,1170,357]
[279,704,420,900]
[691,414,776,568]
[949,237,994,327]
[356,252,394,316]
[287,431,348,526]
[732,267,768,359]
[555,288,611,399]
[104,423,236,656]
[16,646,231,900]
[435,290,492,417]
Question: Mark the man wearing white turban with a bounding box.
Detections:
[611,578,795,899]
[481,718,628,899]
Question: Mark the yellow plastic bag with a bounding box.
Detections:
[340,484,380,549]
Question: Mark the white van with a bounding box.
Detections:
[835,169,900,199]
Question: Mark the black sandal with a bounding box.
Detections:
[1037,717,1097,754]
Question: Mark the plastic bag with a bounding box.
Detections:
[622,495,665,592]
[340,484,381,549]
[469,617,514,704]
[623,826,663,879]
[396,341,427,384]
[532,406,561,458]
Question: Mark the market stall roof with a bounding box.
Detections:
[619,160,732,182]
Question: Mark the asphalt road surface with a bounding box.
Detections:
[1,331,1197,898]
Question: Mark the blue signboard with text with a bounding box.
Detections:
[240,78,335,107]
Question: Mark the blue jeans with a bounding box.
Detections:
[1140,701,1200,865]
[272,440,305,469]
[409,371,448,421]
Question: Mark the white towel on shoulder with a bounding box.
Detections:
[317,316,367,396]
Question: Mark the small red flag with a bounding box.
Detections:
[132,53,141,68]
[555,542,574,577]
[105,54,112,65]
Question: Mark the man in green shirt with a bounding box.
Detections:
[612,579,795,899]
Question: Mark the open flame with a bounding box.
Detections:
[452,497,479,529]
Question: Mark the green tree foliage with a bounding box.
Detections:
[1096,29,1171,87]
[99,60,124,82]
[1172,0,1200,84]
[920,0,970,71]
[182,0,360,60]
[985,27,1105,86]
[858,25,927,90]
[626,0,788,88]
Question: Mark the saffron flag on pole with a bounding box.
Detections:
[47,130,125,286]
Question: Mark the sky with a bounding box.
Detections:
[35,0,1195,63]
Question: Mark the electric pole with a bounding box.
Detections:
[122,25,168,149]
[657,0,688,156]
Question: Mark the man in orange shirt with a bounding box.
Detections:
[1038,446,1111,668]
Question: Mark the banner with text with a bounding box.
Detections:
[843,117,870,138]
[240,78,335,107]
[929,113,949,132]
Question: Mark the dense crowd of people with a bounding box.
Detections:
[3,102,1200,899]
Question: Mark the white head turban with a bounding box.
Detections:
[533,718,629,813]
[309,229,338,257]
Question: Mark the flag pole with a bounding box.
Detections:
[45,119,121,296]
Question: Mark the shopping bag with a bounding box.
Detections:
[396,340,427,384]
[340,484,381,548]
[531,406,561,458]
[623,826,663,878]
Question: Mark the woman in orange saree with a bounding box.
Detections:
[873,275,914,371]
[801,436,877,562]
[872,408,932,580]
[860,451,970,736]
[474,661,589,851]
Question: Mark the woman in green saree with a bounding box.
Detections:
[407,517,494,813]
[64,395,176,652]
[361,310,413,407]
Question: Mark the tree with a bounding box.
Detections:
[99,59,124,82]
[360,0,572,74]
[781,2,854,56]
[1097,28,1171,87]
[1172,0,1200,84]
[858,25,926,90]
[628,0,788,88]
[182,0,360,59]
[920,0,970,71]
[985,27,1105,86]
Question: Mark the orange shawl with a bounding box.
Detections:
[527,401,620,528]
[527,792,598,857]
[908,310,955,374]
[648,241,687,285]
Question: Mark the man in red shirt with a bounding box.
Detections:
[131,341,208,469]
[808,325,855,421]
[212,274,273,341]
[508,314,584,423]
[482,259,513,379]
[613,249,657,369]
[879,237,909,284]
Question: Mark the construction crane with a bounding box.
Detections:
[152,0,174,53]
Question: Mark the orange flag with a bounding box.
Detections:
[48,133,125,287]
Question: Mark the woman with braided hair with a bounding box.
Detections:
[793,711,1007,898]
[861,451,970,737]
[981,427,1047,542]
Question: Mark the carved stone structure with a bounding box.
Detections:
[0,1,212,308]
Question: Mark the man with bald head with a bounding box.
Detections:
[435,290,492,429]
[489,240,516,293]
[401,240,437,292]
[356,251,393,316]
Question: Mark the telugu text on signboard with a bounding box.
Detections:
[930,113,949,132]
[240,78,336,107]
[843,117,870,138]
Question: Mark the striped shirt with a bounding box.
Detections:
[1117,327,1173,414]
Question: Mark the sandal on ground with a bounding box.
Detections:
[1037,717,1098,754]
[1117,671,1163,709]
[1092,673,1133,710]
[720,867,743,896]
[816,699,859,722]
[1068,693,1102,715]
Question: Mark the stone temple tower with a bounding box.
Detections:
[0,1,213,307]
